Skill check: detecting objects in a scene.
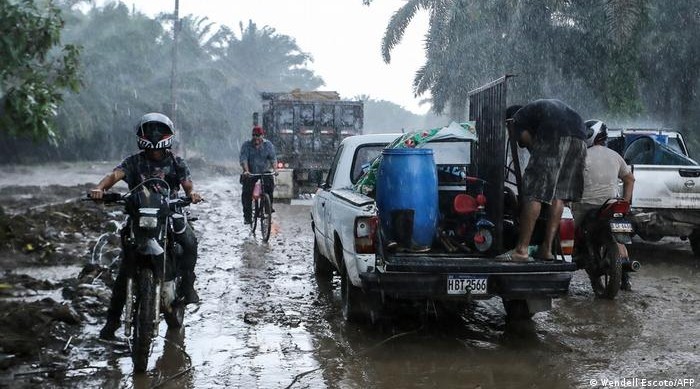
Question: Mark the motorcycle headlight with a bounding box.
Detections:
[138,207,160,229]
[139,216,158,228]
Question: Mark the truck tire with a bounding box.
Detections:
[503,299,534,321]
[690,230,700,257]
[313,239,334,284]
[341,270,366,323]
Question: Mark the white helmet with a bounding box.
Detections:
[135,113,175,150]
[585,119,608,148]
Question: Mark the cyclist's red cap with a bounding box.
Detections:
[252,126,265,136]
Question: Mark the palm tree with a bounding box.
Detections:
[380,0,650,119]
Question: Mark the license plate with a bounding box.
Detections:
[447,275,488,296]
[610,221,633,233]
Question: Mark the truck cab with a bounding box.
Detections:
[607,128,700,255]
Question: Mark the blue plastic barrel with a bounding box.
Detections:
[376,148,438,250]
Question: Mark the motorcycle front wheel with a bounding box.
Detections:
[587,241,622,299]
[132,268,156,373]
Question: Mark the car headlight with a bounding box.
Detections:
[139,216,158,228]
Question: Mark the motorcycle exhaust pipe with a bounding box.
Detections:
[621,259,641,272]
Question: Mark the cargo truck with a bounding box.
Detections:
[258,90,364,199]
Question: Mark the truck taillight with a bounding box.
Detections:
[559,217,575,255]
[355,216,378,254]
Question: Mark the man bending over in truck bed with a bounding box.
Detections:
[499,99,587,262]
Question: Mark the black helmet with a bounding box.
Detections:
[135,113,174,150]
[585,119,608,148]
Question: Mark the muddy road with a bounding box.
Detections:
[1,165,699,388]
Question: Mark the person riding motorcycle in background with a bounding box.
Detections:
[90,113,203,340]
[239,125,277,225]
[572,119,636,290]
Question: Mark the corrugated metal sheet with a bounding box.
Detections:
[468,76,511,252]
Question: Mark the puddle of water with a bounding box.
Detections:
[12,265,83,282]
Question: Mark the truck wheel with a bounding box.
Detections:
[341,270,366,322]
[690,230,700,257]
[587,241,622,299]
[503,299,534,321]
[313,239,334,284]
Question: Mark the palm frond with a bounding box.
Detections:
[381,0,425,63]
[604,0,645,46]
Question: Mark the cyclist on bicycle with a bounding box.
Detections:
[240,125,277,225]
[90,113,203,340]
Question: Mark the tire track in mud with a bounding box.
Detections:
[183,178,328,388]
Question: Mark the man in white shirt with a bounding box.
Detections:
[573,120,635,290]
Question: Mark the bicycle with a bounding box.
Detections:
[247,172,275,242]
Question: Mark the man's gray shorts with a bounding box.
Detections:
[522,136,586,204]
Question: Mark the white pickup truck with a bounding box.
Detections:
[607,129,700,256]
[311,131,577,322]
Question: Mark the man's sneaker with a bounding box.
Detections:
[183,287,200,304]
[99,320,119,340]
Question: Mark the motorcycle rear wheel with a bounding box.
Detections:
[132,268,156,373]
[164,302,185,329]
[587,241,622,299]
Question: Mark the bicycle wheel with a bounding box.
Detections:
[251,198,259,234]
[260,194,272,242]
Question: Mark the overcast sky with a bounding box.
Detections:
[96,0,431,114]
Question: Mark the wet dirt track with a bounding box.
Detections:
[2,168,700,388]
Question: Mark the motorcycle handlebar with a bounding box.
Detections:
[87,192,196,206]
[168,197,193,207]
[85,192,124,203]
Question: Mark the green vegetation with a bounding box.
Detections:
[0,0,80,141]
[1,1,698,162]
[0,1,324,162]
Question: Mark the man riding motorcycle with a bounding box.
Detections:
[90,113,203,340]
[572,119,636,290]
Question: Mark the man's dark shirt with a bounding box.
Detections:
[115,151,191,196]
[513,99,586,141]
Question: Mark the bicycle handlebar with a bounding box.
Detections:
[246,172,277,177]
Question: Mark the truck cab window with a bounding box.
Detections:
[351,144,385,184]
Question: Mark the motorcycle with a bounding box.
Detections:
[92,178,194,372]
[575,198,640,299]
[439,176,495,253]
